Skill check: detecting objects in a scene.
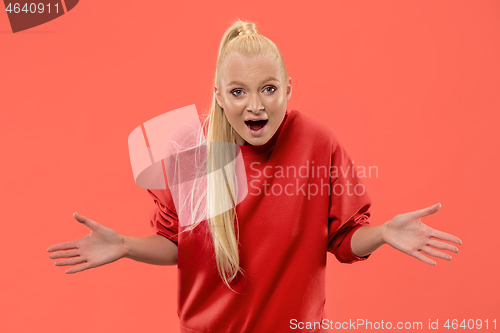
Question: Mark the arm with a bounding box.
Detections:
[122,234,177,266]
[350,224,386,258]
[350,203,462,265]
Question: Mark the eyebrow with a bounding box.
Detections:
[227,76,280,87]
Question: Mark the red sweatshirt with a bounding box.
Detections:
[148,109,372,332]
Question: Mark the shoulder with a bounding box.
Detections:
[286,109,342,147]
[285,109,351,165]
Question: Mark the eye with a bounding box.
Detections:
[264,86,277,93]
[231,89,244,97]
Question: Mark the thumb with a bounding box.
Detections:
[414,203,441,219]
[73,212,99,230]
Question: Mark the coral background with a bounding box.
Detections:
[1,0,498,332]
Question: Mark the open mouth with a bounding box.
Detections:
[245,119,268,131]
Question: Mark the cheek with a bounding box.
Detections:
[266,91,286,105]
[270,95,283,105]
[224,110,243,129]
[225,97,246,108]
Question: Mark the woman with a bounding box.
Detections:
[47,19,462,333]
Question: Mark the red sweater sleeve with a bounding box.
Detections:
[327,139,372,264]
[147,188,180,245]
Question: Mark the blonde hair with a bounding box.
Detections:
[182,19,288,291]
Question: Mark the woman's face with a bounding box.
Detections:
[215,54,292,146]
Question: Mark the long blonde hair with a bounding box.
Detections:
[182,19,288,290]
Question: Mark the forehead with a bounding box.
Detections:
[219,54,284,85]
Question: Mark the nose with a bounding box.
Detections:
[247,93,264,113]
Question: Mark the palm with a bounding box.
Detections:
[382,203,462,265]
[47,212,126,274]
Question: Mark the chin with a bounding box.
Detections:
[246,135,270,146]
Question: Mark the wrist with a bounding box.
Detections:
[121,235,131,259]
[380,221,390,245]
[373,224,387,248]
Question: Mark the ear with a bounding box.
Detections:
[214,85,224,109]
[286,77,293,101]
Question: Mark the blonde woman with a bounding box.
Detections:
[48,19,462,333]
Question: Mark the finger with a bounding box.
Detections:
[49,249,80,260]
[420,246,452,261]
[65,262,92,274]
[73,212,100,231]
[54,257,87,267]
[427,239,459,253]
[430,228,463,245]
[47,240,78,253]
[413,203,442,219]
[412,251,437,266]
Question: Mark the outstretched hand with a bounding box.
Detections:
[47,212,127,274]
[382,203,462,265]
